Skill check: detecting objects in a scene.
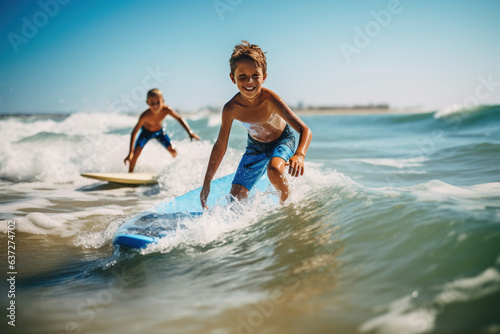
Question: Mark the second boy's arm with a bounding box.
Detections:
[200,108,233,208]
[168,108,200,141]
[124,115,146,164]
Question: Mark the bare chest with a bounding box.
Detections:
[236,109,284,142]
[235,104,274,124]
[143,110,167,130]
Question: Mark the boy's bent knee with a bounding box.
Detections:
[268,157,286,174]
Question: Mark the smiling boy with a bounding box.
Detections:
[200,41,312,207]
[124,88,200,173]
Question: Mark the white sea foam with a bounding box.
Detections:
[1,212,67,235]
[360,268,500,334]
[433,103,484,119]
[0,206,127,237]
[74,217,125,249]
[437,268,500,302]
[1,198,54,213]
[359,157,428,169]
[434,103,465,119]
[142,167,359,255]
[0,113,225,184]
[375,180,500,211]
[1,181,139,216]
[360,295,436,334]
[207,113,222,127]
[0,177,157,243]
[288,163,363,202]
[0,114,136,183]
[410,180,500,206]
[144,197,271,254]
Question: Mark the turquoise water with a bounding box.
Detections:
[0,106,499,334]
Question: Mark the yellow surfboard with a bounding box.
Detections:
[80,173,158,185]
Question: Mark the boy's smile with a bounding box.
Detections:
[230,58,267,104]
[147,96,164,112]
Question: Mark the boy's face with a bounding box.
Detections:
[147,95,164,112]
[230,58,267,100]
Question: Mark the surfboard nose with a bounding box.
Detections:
[113,234,157,249]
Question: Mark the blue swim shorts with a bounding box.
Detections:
[232,124,296,191]
[135,127,172,149]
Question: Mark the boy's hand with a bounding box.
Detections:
[287,154,305,177]
[189,132,200,141]
[200,185,210,209]
[124,153,133,165]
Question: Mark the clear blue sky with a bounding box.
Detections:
[1,0,499,113]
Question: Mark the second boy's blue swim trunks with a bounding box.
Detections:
[232,124,296,191]
[135,127,172,149]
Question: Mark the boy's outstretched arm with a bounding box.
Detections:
[168,107,200,141]
[124,115,145,165]
[270,92,312,177]
[200,109,233,209]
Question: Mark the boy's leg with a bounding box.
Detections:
[267,125,295,203]
[230,184,250,200]
[231,149,267,201]
[128,146,143,173]
[156,130,176,158]
[166,144,177,158]
[267,157,289,203]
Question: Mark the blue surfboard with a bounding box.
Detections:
[112,173,274,250]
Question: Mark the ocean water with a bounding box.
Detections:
[0,105,499,334]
